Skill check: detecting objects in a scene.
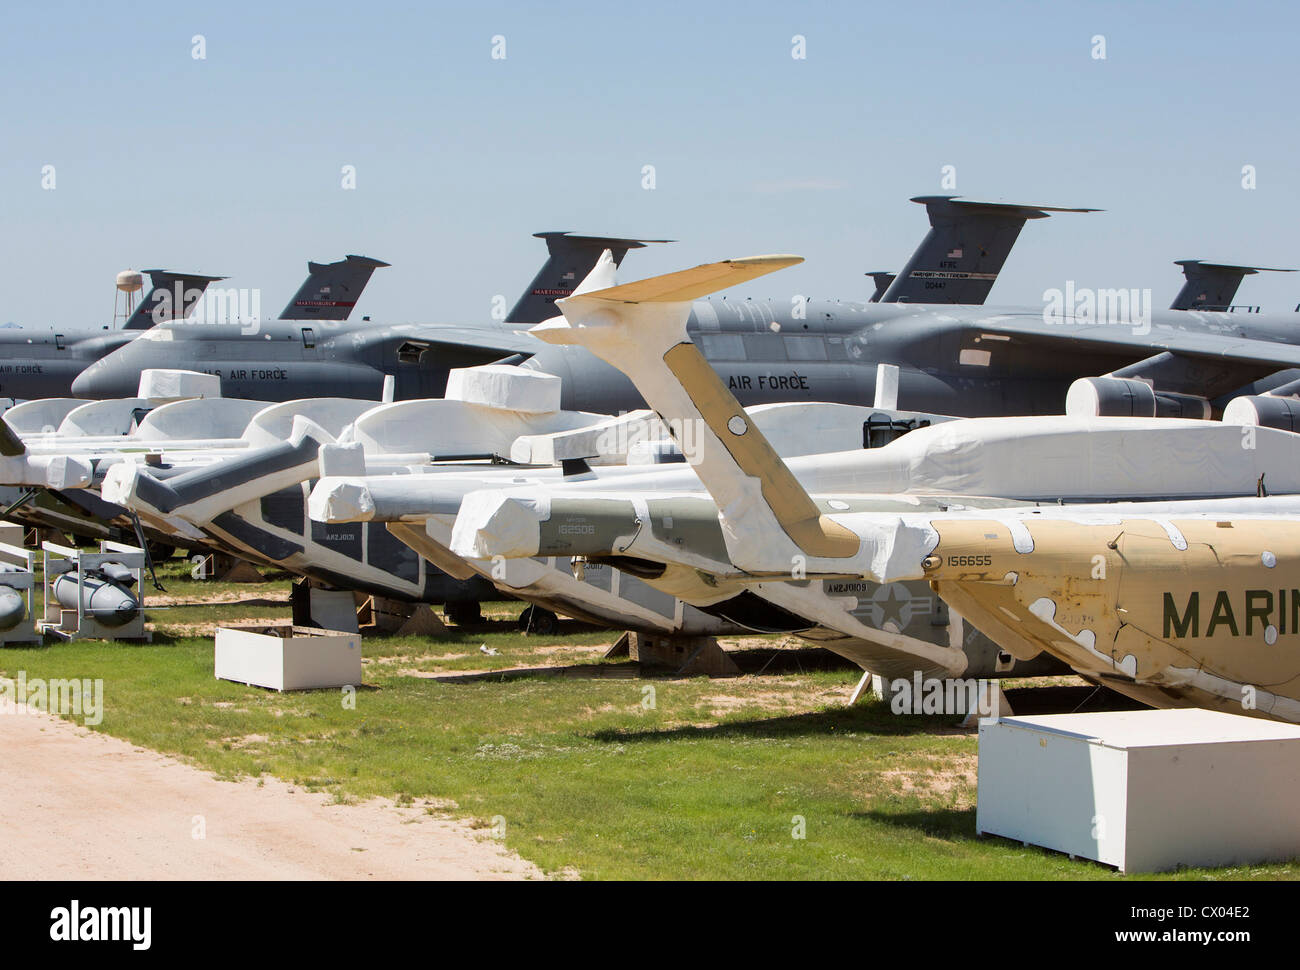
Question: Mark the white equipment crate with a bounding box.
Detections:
[977,709,1300,872]
[215,623,361,691]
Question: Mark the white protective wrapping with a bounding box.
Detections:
[451,490,549,560]
[309,479,376,523]
[775,416,1300,500]
[3,399,88,434]
[511,402,925,466]
[56,399,150,437]
[132,398,269,441]
[510,411,662,465]
[445,364,561,414]
[137,369,223,402]
[626,440,684,464]
[0,453,92,489]
[349,399,600,460]
[319,441,366,478]
[242,399,372,447]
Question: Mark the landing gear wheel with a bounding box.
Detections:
[445,600,482,626]
[518,605,558,636]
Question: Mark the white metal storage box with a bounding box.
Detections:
[976,709,1300,873]
[215,623,362,691]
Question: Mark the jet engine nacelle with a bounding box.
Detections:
[1066,376,1211,420]
[1222,395,1300,433]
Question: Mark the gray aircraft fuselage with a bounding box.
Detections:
[67,234,654,403]
[525,299,1300,416]
[70,319,536,401]
[0,330,139,401]
[68,297,1300,417]
[0,269,229,400]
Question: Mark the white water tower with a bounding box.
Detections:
[113,268,144,328]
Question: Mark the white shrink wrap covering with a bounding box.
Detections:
[445,364,561,414]
[137,369,222,402]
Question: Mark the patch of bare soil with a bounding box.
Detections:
[876,753,979,808]
[147,589,291,607]
[699,684,813,718]
[150,616,292,636]
[0,696,544,880]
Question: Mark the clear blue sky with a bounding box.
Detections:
[2,0,1297,329]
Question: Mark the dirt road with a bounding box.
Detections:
[0,697,542,880]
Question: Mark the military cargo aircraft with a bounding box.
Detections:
[0,236,656,556]
[507,208,1300,420]
[0,269,225,401]
[69,233,665,401]
[0,254,403,403]
[67,197,1088,406]
[521,280,1300,419]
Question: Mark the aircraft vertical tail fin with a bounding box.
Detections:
[1170,260,1295,311]
[504,232,672,324]
[867,272,896,302]
[531,255,860,573]
[881,196,1098,305]
[123,270,227,330]
[279,254,390,320]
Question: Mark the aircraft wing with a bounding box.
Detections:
[952,313,1300,372]
[402,325,543,358]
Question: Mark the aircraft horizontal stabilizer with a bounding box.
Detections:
[532,231,675,249]
[882,197,1097,305]
[1171,259,1297,311]
[564,254,802,307]
[911,196,1101,217]
[504,232,675,324]
[867,271,896,302]
[124,270,229,330]
[279,254,390,321]
[531,254,803,355]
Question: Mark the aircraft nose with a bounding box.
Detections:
[71,361,132,399]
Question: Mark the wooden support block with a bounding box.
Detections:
[199,553,264,583]
[357,594,448,637]
[393,605,447,637]
[605,631,632,658]
[623,631,740,677]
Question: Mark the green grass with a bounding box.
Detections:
[2,563,1295,879]
[1,636,1293,880]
